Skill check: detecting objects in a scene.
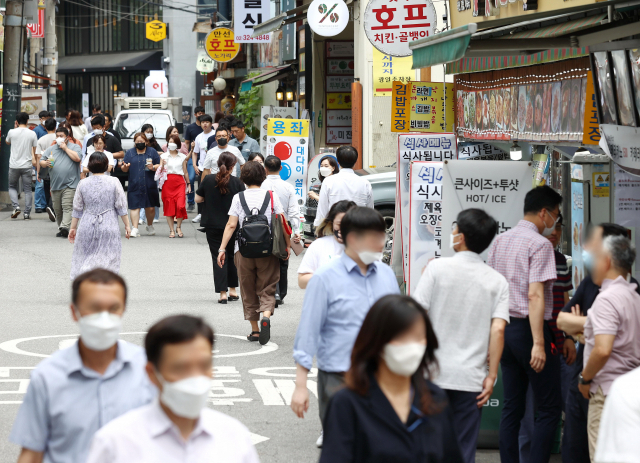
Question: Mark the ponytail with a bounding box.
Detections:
[216,152,236,194]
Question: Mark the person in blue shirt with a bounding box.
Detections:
[10,269,156,463]
[290,206,400,447]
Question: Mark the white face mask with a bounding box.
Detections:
[382,342,426,377]
[357,250,384,265]
[319,166,332,177]
[146,132,154,138]
[56,137,65,146]
[76,310,122,351]
[157,373,211,419]
[168,142,178,151]
[541,210,559,237]
[93,129,103,135]
[450,233,461,250]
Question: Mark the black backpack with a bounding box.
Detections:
[236,191,273,258]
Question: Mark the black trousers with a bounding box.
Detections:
[205,228,238,293]
[562,379,590,463]
[43,178,52,208]
[275,257,289,300]
[445,389,483,463]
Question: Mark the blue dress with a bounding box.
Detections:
[123,147,160,209]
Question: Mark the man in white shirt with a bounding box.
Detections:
[191,115,215,223]
[86,315,260,463]
[313,146,373,226]
[35,117,58,222]
[262,155,301,304]
[202,127,245,179]
[6,112,38,220]
[84,104,101,131]
[414,208,509,463]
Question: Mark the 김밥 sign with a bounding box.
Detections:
[234,0,270,42]
[373,49,414,97]
[205,28,240,62]
[267,118,309,204]
[392,81,455,133]
[307,0,350,37]
[364,0,436,57]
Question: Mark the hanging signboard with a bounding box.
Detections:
[458,143,509,160]
[195,51,215,73]
[364,0,437,57]
[145,20,167,42]
[408,161,443,295]
[326,127,352,144]
[599,124,640,174]
[391,81,455,133]
[326,76,353,92]
[205,27,241,62]
[26,10,44,38]
[327,58,355,75]
[326,41,354,57]
[614,164,640,273]
[582,71,600,145]
[259,106,296,155]
[441,160,533,260]
[326,110,352,126]
[234,0,271,42]
[267,118,309,204]
[397,133,457,280]
[373,49,414,97]
[307,0,350,37]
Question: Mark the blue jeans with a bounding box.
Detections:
[34,178,47,209]
[186,161,195,205]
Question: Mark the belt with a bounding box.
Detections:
[89,208,114,225]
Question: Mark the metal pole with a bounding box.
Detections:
[0,0,26,197]
[44,0,57,116]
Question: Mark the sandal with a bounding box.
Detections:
[259,318,271,345]
[176,227,184,238]
[169,231,175,238]
[228,295,240,301]
[247,331,260,342]
[218,298,227,304]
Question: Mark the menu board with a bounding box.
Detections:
[392,81,455,133]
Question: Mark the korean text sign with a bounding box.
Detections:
[408,161,443,295]
[205,27,240,62]
[267,119,309,204]
[234,0,270,42]
[373,49,414,97]
[259,106,296,155]
[441,161,533,260]
[392,81,455,133]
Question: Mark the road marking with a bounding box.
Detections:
[250,433,270,445]
[0,380,29,394]
[248,366,318,378]
[253,379,318,406]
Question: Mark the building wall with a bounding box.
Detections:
[163,5,199,107]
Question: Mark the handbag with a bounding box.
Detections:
[269,191,290,260]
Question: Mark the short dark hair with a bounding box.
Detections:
[600,223,630,239]
[340,207,386,247]
[88,151,109,173]
[215,126,229,137]
[199,114,213,124]
[455,209,498,254]
[72,269,127,305]
[91,114,105,127]
[168,133,181,147]
[194,106,205,114]
[240,159,267,186]
[230,119,244,129]
[214,111,225,123]
[336,146,358,169]
[317,200,357,238]
[264,155,281,172]
[44,118,57,131]
[104,113,113,123]
[165,125,178,142]
[319,155,340,182]
[92,104,101,112]
[145,315,215,368]
[56,126,70,137]
[16,112,29,125]
[248,152,264,163]
[39,110,50,118]
[523,185,562,215]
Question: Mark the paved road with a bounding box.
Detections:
[0,204,561,462]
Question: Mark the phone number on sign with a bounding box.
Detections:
[236,35,270,41]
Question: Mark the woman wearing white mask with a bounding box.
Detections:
[158,134,190,238]
[81,135,115,176]
[319,295,464,463]
[307,155,339,203]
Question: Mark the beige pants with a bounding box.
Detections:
[51,188,76,230]
[587,386,606,462]
[234,252,280,321]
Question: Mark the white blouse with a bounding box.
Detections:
[161,152,186,175]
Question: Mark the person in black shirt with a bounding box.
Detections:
[320,295,463,463]
[557,223,640,463]
[85,115,123,160]
[103,113,121,143]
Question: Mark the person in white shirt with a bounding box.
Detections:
[191,115,215,224]
[413,208,509,463]
[262,155,301,304]
[313,146,373,227]
[202,127,245,179]
[81,135,115,177]
[86,314,260,463]
[594,366,640,463]
[84,104,101,131]
[298,200,356,290]
[158,134,191,238]
[6,112,38,220]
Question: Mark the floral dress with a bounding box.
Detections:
[70,175,128,280]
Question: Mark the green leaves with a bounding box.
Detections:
[236,72,263,138]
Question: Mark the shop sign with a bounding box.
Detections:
[259,106,296,155]
[441,160,532,259]
[327,92,351,110]
[266,118,309,203]
[571,181,585,290]
[233,0,270,43]
[364,0,436,57]
[307,0,350,37]
[582,71,600,145]
[391,81,455,133]
[458,143,508,160]
[326,110,352,126]
[599,124,640,173]
[327,59,354,75]
[614,164,640,274]
[326,127,352,144]
[373,49,413,97]
[205,27,240,63]
[26,10,45,38]
[145,20,166,42]
[326,42,354,57]
[592,168,610,198]
[326,76,353,92]
[196,51,215,73]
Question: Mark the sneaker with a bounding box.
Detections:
[35,208,45,213]
[11,208,21,219]
[146,225,156,236]
[153,218,159,223]
[139,218,146,225]
[131,228,140,238]
[192,214,201,223]
[46,207,56,222]
[56,228,69,238]
[187,203,195,212]
[23,213,31,220]
[316,432,323,448]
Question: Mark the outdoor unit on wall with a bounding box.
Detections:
[123,98,167,110]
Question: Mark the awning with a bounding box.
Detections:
[58,51,162,74]
[240,64,294,92]
[252,4,309,38]
[503,14,606,39]
[410,24,477,69]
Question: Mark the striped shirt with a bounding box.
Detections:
[549,250,572,350]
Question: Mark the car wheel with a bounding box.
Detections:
[377,208,395,265]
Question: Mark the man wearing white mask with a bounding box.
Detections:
[291,207,399,447]
[414,209,509,463]
[82,115,123,164]
[86,315,260,463]
[10,269,155,463]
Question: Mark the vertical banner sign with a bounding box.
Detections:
[571,181,585,290]
[234,0,270,42]
[267,119,309,205]
[397,133,456,280]
[582,71,601,145]
[441,161,533,260]
[392,82,411,132]
[26,10,45,38]
[259,106,296,155]
[373,49,414,97]
[392,81,455,132]
[614,164,640,273]
[408,161,443,295]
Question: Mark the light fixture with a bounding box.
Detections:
[286,90,294,101]
[510,142,522,161]
[213,77,226,91]
[276,85,285,101]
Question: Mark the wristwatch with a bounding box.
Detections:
[579,373,592,385]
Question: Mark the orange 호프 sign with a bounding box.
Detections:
[205,27,240,63]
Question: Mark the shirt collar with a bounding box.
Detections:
[267,174,280,180]
[516,219,540,233]
[64,339,137,377]
[149,400,212,441]
[340,252,378,276]
[340,168,355,174]
[453,250,484,263]
[600,275,632,291]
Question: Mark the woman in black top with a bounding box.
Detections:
[320,295,464,463]
[196,152,245,304]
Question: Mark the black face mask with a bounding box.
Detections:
[217,138,227,146]
[135,142,146,150]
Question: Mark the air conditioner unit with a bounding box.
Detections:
[123,97,168,110]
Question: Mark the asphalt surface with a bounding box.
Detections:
[0,199,561,462]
